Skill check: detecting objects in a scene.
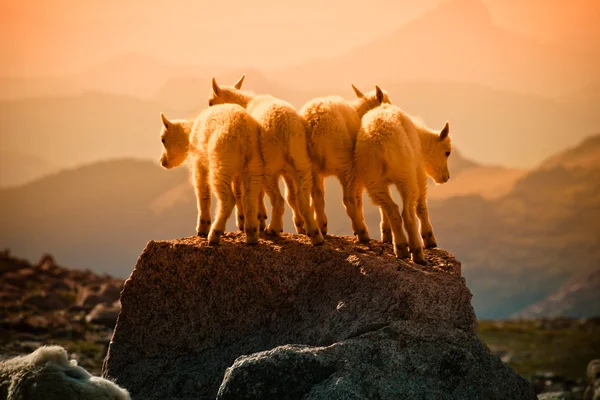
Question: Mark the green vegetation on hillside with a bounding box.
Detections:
[478,319,600,381]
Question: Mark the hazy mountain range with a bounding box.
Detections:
[268,0,600,97]
[0,0,598,319]
[0,151,59,189]
[1,0,599,176]
[426,135,600,318]
[1,73,599,181]
[513,266,600,319]
[0,159,188,277]
[3,0,599,97]
[1,134,598,318]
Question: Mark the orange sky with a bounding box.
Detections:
[1,0,598,78]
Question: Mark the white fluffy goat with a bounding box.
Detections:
[0,345,129,400]
[208,75,324,245]
[299,85,390,242]
[355,103,452,265]
[159,103,263,245]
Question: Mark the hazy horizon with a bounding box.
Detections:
[1,0,598,78]
[1,0,599,322]
[1,0,599,169]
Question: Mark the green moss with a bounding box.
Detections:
[51,340,103,356]
[0,330,14,343]
[478,319,600,381]
[56,290,77,305]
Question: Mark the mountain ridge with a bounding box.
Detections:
[267,0,598,97]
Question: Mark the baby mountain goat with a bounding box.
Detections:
[159,104,263,245]
[299,85,391,242]
[209,75,324,245]
[355,103,452,265]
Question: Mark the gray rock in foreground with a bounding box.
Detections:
[102,232,535,399]
[217,321,535,400]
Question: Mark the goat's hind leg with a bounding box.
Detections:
[365,182,409,258]
[233,175,244,231]
[292,166,324,245]
[416,171,437,248]
[339,170,370,243]
[311,171,328,235]
[193,162,211,237]
[258,188,268,232]
[282,173,304,234]
[356,184,370,240]
[417,197,437,248]
[208,170,236,245]
[264,174,285,236]
[396,181,426,265]
[241,169,261,245]
[380,208,392,243]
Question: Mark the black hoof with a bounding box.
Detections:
[395,244,410,259]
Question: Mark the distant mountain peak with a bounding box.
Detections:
[424,0,492,25]
[101,52,166,67]
[448,148,481,173]
[579,133,600,148]
[513,267,600,319]
[541,132,600,169]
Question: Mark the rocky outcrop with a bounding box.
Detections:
[86,302,121,328]
[103,233,535,399]
[22,291,72,311]
[0,252,123,334]
[537,393,573,400]
[0,250,124,376]
[217,320,535,400]
[0,251,123,317]
[77,282,122,309]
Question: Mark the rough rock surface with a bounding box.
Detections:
[86,302,121,327]
[538,393,573,400]
[217,321,536,400]
[77,282,123,309]
[0,251,123,335]
[0,250,123,376]
[103,233,535,400]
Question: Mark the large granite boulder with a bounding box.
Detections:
[217,320,535,400]
[103,233,535,399]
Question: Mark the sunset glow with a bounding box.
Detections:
[1,0,597,77]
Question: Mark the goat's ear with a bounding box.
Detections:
[439,121,450,141]
[351,84,365,98]
[233,74,245,90]
[212,78,221,96]
[160,113,170,129]
[375,85,384,103]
